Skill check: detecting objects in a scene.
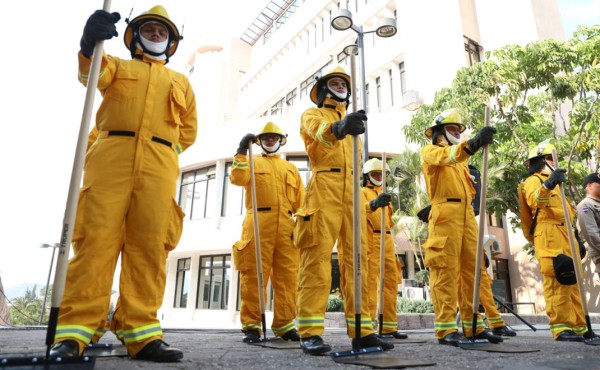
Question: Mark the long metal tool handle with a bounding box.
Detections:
[551,149,592,329]
[378,152,387,336]
[45,0,112,354]
[470,105,490,341]
[492,296,537,331]
[249,143,267,341]
[350,52,363,351]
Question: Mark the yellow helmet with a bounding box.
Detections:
[310,65,351,106]
[257,121,287,146]
[124,5,181,59]
[363,158,391,174]
[424,108,466,138]
[524,139,555,166]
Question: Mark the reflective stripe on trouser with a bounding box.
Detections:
[425,202,483,339]
[272,321,296,336]
[55,137,180,356]
[55,325,95,346]
[296,170,374,339]
[462,317,485,334]
[479,267,505,328]
[366,233,400,334]
[539,257,588,339]
[234,208,299,337]
[242,323,262,333]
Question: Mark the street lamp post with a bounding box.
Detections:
[331,9,397,161]
[39,243,59,325]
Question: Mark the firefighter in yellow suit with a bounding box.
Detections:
[468,165,516,337]
[361,158,409,339]
[421,109,502,346]
[231,122,305,344]
[521,141,590,341]
[295,66,393,355]
[50,6,197,362]
[479,255,516,336]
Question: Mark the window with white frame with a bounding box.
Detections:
[399,62,406,94]
[174,258,191,308]
[376,76,381,110]
[222,162,245,217]
[389,69,394,106]
[464,36,482,66]
[286,156,311,186]
[286,88,298,106]
[196,254,231,310]
[271,97,285,115]
[179,166,217,220]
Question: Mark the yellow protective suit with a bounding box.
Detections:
[54,52,197,356]
[479,264,506,329]
[362,184,401,334]
[421,141,484,339]
[231,153,305,337]
[295,98,373,339]
[521,170,587,339]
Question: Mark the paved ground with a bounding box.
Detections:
[2,324,600,369]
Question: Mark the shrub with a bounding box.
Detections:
[326,294,344,312]
[397,297,434,313]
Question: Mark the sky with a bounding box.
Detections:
[0,0,599,297]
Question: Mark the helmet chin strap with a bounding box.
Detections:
[544,161,555,172]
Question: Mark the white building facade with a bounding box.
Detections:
[158,0,567,329]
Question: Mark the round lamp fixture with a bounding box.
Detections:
[331,9,353,31]
[375,17,397,38]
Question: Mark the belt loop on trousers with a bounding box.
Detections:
[152,136,173,148]
[107,131,172,149]
[374,230,392,234]
[108,130,135,137]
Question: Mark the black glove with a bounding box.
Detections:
[369,193,391,211]
[467,126,496,153]
[484,253,490,268]
[331,110,367,140]
[417,205,431,223]
[543,168,566,190]
[236,133,258,155]
[80,10,121,57]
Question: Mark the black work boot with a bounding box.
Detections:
[556,330,584,342]
[352,333,394,351]
[49,340,80,357]
[474,329,503,343]
[300,335,331,355]
[133,340,183,362]
[492,325,517,337]
[584,330,600,340]
[281,328,300,341]
[438,332,464,347]
[378,331,409,340]
[242,330,261,343]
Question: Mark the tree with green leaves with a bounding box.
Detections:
[9,285,42,326]
[387,150,429,288]
[402,25,600,237]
